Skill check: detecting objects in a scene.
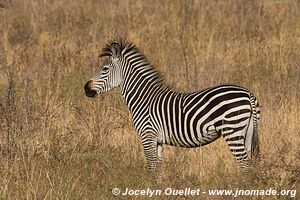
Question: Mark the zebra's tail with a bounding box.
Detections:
[245,93,260,163]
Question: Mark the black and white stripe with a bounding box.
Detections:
[84,40,261,181]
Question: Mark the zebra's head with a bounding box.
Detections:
[84,41,124,98]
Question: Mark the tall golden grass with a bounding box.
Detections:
[0,0,299,199]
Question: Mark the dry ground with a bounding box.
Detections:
[0,0,299,199]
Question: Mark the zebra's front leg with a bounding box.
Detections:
[156,144,163,183]
[141,134,160,182]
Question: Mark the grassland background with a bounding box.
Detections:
[0,0,299,199]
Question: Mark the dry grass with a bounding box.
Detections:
[0,0,299,199]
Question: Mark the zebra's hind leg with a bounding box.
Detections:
[222,129,251,175]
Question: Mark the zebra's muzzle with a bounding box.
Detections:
[84,80,98,98]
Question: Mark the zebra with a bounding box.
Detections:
[84,40,261,182]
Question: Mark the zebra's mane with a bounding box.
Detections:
[100,39,165,87]
[99,39,134,57]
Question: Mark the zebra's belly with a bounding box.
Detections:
[162,125,221,148]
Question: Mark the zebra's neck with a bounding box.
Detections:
[120,62,166,133]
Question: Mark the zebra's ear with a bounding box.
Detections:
[111,42,121,58]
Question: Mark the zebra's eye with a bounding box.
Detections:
[102,66,109,71]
